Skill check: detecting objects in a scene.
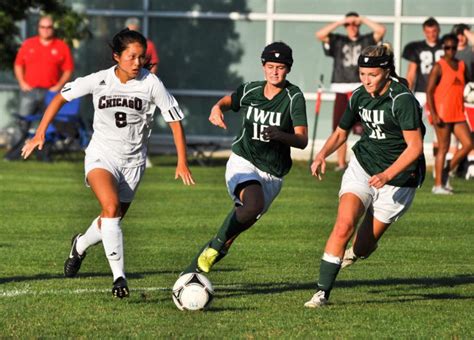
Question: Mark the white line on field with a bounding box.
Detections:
[0,286,168,298]
[0,284,243,298]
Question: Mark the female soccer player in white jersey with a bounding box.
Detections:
[22,29,195,298]
[304,43,426,308]
[181,42,308,275]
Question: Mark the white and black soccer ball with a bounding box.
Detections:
[172,273,214,311]
[464,82,474,104]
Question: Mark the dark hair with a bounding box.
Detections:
[452,23,471,36]
[423,17,439,28]
[110,28,154,70]
[345,11,359,17]
[441,33,459,46]
[261,41,293,68]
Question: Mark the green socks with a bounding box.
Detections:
[317,253,342,298]
[184,210,247,274]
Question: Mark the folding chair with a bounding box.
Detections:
[4,91,90,161]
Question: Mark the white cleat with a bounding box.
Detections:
[432,186,453,195]
[341,247,358,269]
[304,290,328,308]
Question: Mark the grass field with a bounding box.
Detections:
[0,154,473,338]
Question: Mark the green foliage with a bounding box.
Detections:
[0,155,473,337]
[0,0,90,70]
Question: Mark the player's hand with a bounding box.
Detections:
[432,114,444,127]
[262,126,283,141]
[175,163,195,185]
[209,105,227,130]
[311,154,326,180]
[21,135,45,159]
[368,172,389,189]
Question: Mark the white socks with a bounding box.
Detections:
[76,217,102,255]
[322,252,342,265]
[101,217,125,281]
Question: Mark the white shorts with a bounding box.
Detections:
[225,153,283,215]
[84,148,146,203]
[339,156,416,224]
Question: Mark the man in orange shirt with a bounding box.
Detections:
[14,15,74,118]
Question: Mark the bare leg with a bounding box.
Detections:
[433,124,452,187]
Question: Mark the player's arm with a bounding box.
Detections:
[359,16,386,43]
[315,19,344,43]
[311,127,349,180]
[14,64,32,92]
[426,63,442,125]
[21,93,68,159]
[405,62,418,91]
[169,120,195,185]
[369,129,423,188]
[262,125,308,149]
[209,95,232,130]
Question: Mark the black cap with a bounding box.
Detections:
[261,42,293,68]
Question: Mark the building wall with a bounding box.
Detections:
[1,0,473,144]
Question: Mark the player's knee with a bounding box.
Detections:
[101,202,121,218]
[333,219,355,240]
[238,202,264,223]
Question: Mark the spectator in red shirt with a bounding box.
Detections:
[14,15,74,118]
[125,17,159,74]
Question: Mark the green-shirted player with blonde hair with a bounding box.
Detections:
[305,43,426,308]
[182,41,308,275]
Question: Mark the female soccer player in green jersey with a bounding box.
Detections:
[182,42,308,274]
[305,43,426,308]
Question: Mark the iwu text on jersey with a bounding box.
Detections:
[358,108,387,140]
[98,96,143,111]
[246,106,282,142]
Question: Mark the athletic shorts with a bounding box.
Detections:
[333,92,362,135]
[339,156,416,224]
[225,153,283,215]
[84,147,146,203]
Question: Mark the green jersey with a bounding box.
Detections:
[339,78,426,187]
[230,81,307,178]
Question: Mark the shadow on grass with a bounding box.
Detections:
[217,274,474,301]
[0,267,240,285]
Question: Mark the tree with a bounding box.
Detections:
[0,0,90,70]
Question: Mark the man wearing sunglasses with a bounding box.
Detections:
[6,15,74,160]
[315,12,386,171]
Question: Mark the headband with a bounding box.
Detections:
[358,54,393,69]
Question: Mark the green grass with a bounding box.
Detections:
[0,154,473,338]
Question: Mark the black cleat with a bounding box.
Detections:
[64,233,86,278]
[112,277,129,298]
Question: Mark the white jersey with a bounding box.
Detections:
[61,66,183,167]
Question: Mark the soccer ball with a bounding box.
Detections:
[172,273,214,311]
[464,82,474,103]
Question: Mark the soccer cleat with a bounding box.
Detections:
[197,247,219,273]
[341,247,358,269]
[64,233,86,278]
[304,290,328,308]
[112,277,129,298]
[431,186,453,195]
